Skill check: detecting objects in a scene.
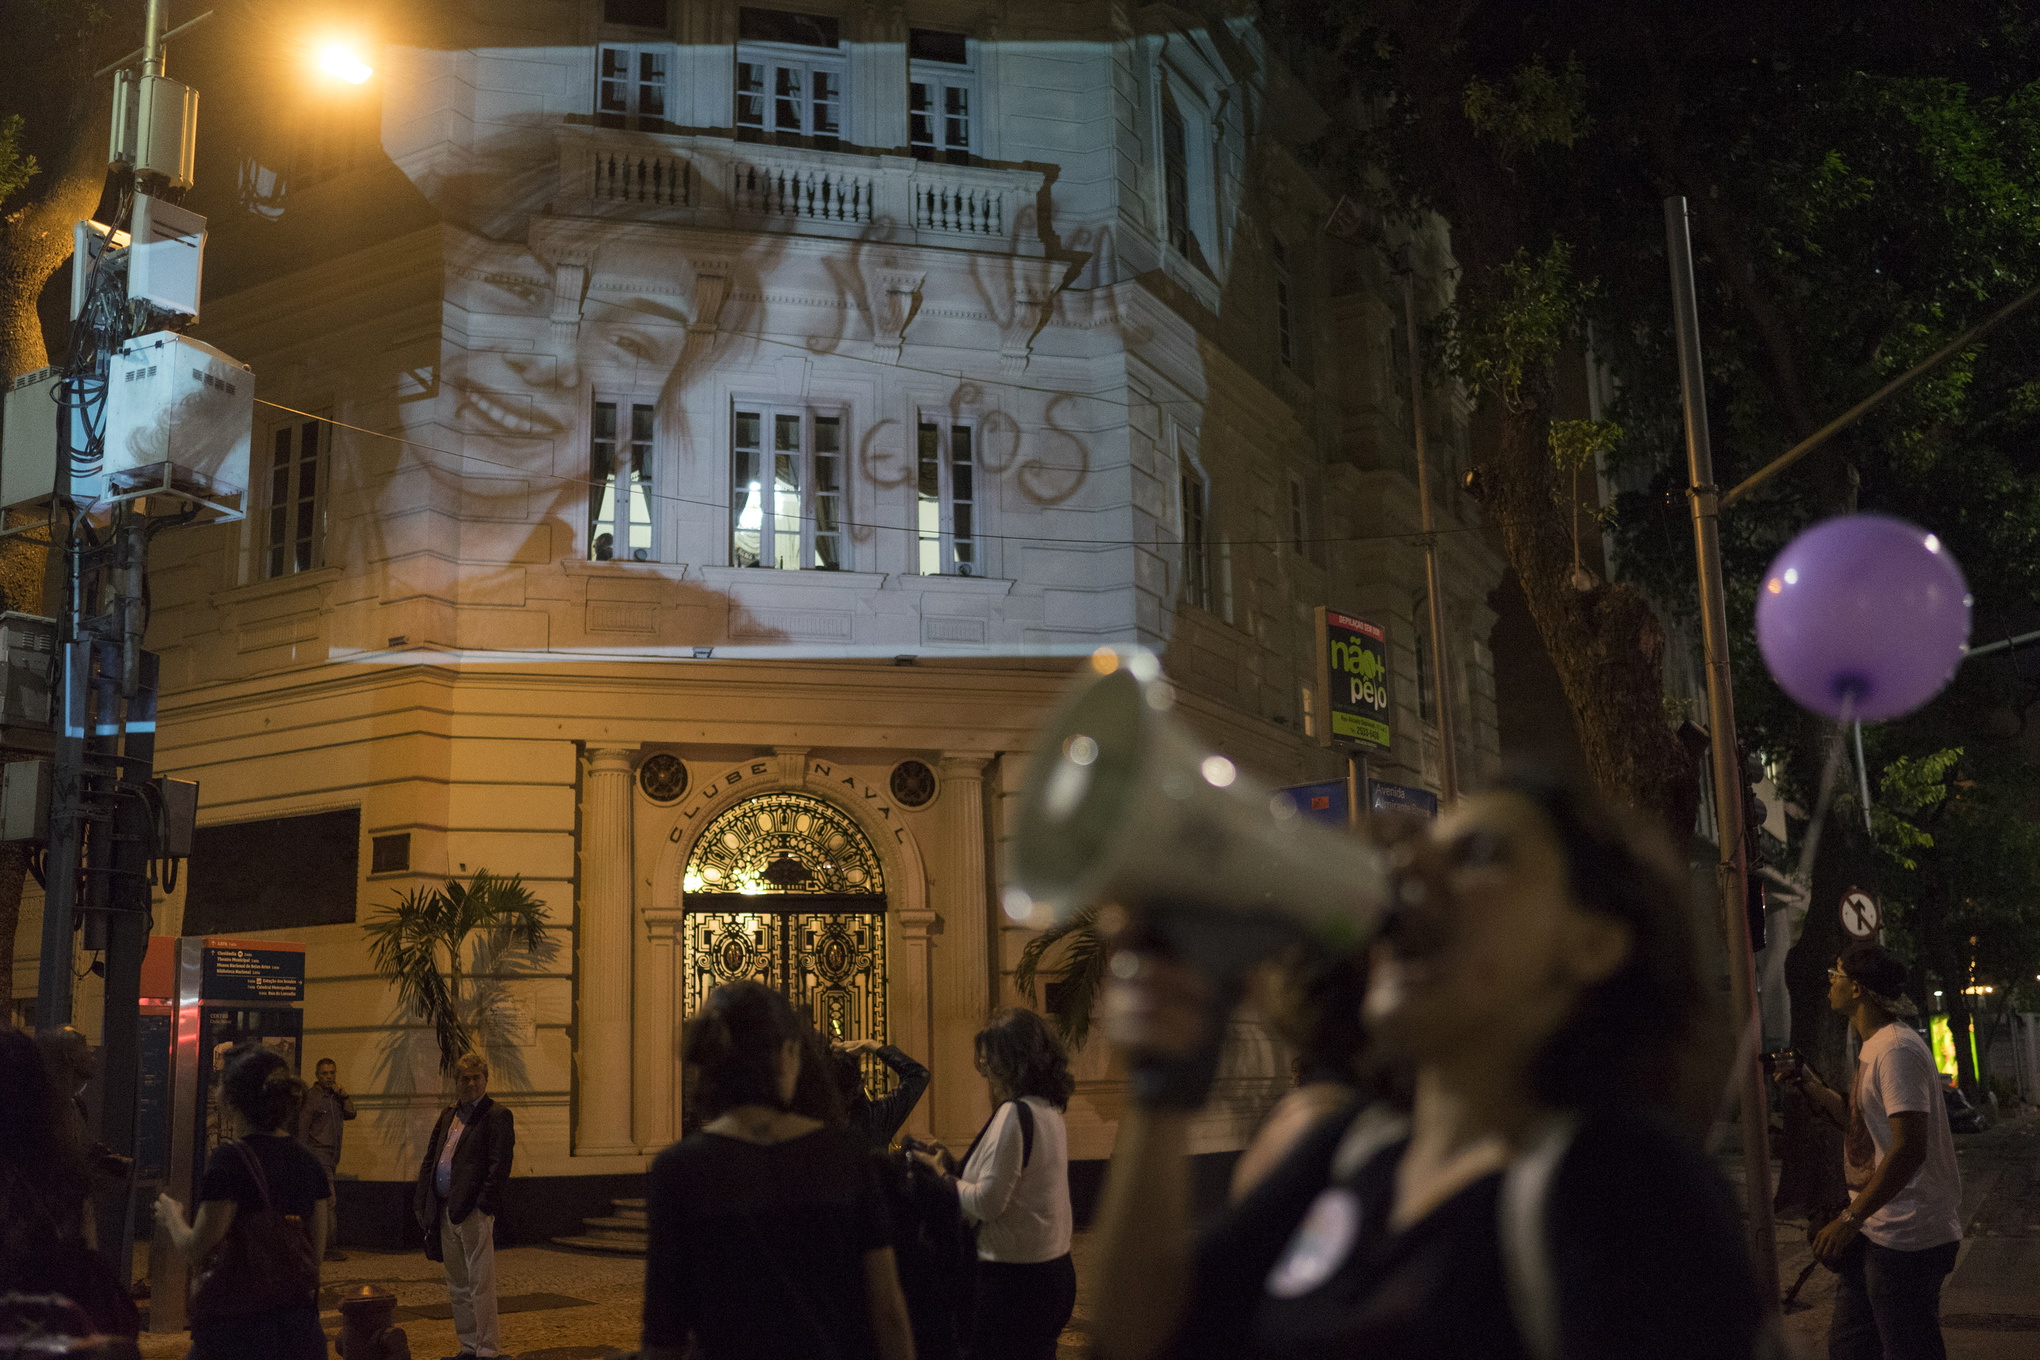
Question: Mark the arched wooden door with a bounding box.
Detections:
[681,792,889,1061]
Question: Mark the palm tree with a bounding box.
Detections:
[1014,905,1109,1049]
[364,870,551,1074]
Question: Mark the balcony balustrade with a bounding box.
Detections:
[560,125,1045,254]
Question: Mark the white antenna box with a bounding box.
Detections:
[101,332,252,520]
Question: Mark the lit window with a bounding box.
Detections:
[916,418,977,575]
[590,399,656,561]
[735,8,845,145]
[263,415,326,579]
[909,30,974,164]
[597,45,669,130]
[732,405,845,570]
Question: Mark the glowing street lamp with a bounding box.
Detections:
[316,43,373,84]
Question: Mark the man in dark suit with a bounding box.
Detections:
[413,1052,514,1360]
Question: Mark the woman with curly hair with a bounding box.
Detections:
[916,1007,1076,1360]
[157,1043,329,1360]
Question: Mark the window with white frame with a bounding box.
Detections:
[732,405,845,570]
[597,45,670,129]
[1272,234,1295,368]
[262,414,327,579]
[590,399,656,561]
[735,8,845,145]
[916,416,977,575]
[1180,467,1210,611]
[908,29,974,164]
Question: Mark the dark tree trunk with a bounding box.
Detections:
[1774,802,1853,1220]
[1372,1,1700,841]
[1915,878,1975,1095]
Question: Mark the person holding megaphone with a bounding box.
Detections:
[1086,767,1771,1360]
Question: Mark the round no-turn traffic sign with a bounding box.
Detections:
[1841,889,1881,939]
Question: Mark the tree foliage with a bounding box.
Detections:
[1013,905,1109,1050]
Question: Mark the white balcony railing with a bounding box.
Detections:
[559,125,1045,254]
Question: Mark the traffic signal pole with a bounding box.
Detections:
[1666,196,1781,1296]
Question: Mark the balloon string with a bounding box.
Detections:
[1852,721,1875,835]
[1704,690,1857,1159]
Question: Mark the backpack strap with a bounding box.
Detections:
[1012,1099,1035,1169]
[1498,1114,1581,1360]
[229,1139,278,1216]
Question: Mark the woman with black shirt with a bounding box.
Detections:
[642,981,917,1360]
[156,1044,329,1360]
[1092,767,1767,1360]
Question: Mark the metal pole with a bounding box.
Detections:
[1666,196,1780,1294]
[1403,268,1460,804]
[1346,751,1366,829]
[34,639,90,1033]
[1722,279,2040,508]
[96,645,158,1285]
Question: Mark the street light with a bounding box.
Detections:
[316,42,373,84]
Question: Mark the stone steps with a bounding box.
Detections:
[553,1197,648,1256]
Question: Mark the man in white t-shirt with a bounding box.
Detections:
[1777,943,1962,1360]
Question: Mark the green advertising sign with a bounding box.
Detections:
[1316,608,1392,752]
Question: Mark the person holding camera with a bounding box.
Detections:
[913,1008,1075,1360]
[1090,767,1767,1360]
[1774,943,1961,1360]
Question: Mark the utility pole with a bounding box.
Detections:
[1666,196,1780,1294]
[1402,264,1460,805]
[26,0,213,1288]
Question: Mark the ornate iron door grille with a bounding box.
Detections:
[681,793,890,1094]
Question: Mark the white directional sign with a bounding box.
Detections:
[1841,889,1881,940]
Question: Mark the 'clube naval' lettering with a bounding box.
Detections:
[663,761,908,842]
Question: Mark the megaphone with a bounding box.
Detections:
[1008,653,1390,955]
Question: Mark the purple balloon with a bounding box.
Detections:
[1755,514,1971,721]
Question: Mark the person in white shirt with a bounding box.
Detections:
[1776,943,1962,1360]
[916,1007,1075,1360]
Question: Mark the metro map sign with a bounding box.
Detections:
[1316,608,1392,754]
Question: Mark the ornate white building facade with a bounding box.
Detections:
[18,0,1504,1239]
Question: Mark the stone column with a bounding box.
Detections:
[636,908,685,1149]
[892,907,939,1140]
[576,747,635,1154]
[932,754,995,1144]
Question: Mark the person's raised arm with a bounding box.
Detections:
[1090,953,1219,1360]
[865,1045,932,1143]
[863,1247,919,1360]
[1774,1058,1847,1130]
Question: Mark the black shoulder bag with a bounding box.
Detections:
[189,1141,321,1324]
